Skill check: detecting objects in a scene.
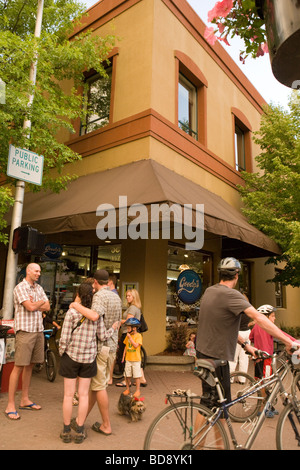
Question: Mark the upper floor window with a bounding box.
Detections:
[175,51,208,146]
[178,73,198,140]
[235,124,246,171]
[80,66,112,136]
[232,108,253,173]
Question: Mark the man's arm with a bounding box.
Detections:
[69,302,99,321]
[22,299,50,312]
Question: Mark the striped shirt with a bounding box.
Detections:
[92,286,122,353]
[13,279,49,333]
[59,307,115,363]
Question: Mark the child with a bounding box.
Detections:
[122,317,143,398]
[183,332,196,357]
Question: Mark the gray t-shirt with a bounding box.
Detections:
[196,283,252,361]
[121,304,141,334]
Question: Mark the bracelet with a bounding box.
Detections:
[241,341,249,349]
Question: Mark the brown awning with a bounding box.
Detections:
[9,159,280,256]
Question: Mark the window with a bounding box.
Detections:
[166,245,212,328]
[232,108,252,173]
[175,51,208,145]
[178,73,198,140]
[80,67,112,135]
[235,124,246,171]
[275,269,285,308]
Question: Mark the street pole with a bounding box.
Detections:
[1,0,44,320]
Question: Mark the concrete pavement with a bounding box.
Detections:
[0,362,281,451]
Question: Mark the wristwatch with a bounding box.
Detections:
[241,341,249,349]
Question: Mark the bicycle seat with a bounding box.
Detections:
[195,359,227,372]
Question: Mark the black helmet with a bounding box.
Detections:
[218,257,241,275]
[124,317,141,327]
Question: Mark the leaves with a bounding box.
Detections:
[239,98,300,286]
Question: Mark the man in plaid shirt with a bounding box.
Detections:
[70,269,122,436]
[5,263,50,420]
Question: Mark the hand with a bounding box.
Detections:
[245,343,258,358]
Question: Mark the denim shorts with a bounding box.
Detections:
[59,353,97,379]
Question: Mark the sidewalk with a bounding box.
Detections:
[0,365,280,451]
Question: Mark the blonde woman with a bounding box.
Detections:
[115,289,147,387]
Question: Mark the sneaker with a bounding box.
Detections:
[60,430,72,443]
[74,429,86,444]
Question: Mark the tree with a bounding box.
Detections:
[0,0,115,243]
[204,0,268,62]
[239,94,300,287]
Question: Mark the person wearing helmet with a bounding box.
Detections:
[195,257,300,417]
[122,317,143,398]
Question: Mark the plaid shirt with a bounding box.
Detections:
[13,279,49,333]
[59,307,115,363]
[92,286,122,353]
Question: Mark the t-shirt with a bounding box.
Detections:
[124,332,142,362]
[196,283,251,361]
[250,324,273,354]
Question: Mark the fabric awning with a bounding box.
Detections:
[9,159,280,257]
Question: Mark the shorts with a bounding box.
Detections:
[124,360,142,379]
[59,353,97,379]
[15,331,44,366]
[196,351,231,410]
[90,348,116,391]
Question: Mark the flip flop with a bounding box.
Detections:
[5,411,21,420]
[91,422,112,436]
[19,402,41,411]
[115,382,126,387]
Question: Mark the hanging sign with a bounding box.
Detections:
[7,144,44,186]
[176,269,202,305]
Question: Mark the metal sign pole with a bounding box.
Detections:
[1,1,44,320]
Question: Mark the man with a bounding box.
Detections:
[196,257,299,410]
[108,274,119,295]
[70,269,122,435]
[5,263,50,420]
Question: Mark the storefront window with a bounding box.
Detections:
[166,245,212,329]
[35,243,121,320]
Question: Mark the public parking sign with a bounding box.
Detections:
[7,144,44,186]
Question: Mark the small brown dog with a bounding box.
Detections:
[118,392,146,422]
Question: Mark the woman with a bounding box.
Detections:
[59,282,117,443]
[115,289,147,387]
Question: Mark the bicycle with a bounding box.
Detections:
[229,349,300,422]
[143,350,300,450]
[34,329,57,382]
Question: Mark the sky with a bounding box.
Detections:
[82,0,292,109]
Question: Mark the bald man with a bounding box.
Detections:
[5,263,50,420]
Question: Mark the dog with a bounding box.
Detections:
[118,392,146,422]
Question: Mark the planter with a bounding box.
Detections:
[146,355,195,371]
[256,0,300,87]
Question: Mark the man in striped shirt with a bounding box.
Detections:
[70,269,122,436]
[5,263,50,420]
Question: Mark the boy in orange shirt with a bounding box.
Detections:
[122,318,142,398]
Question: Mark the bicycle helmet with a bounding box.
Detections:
[217,257,241,275]
[257,304,276,315]
[124,317,141,327]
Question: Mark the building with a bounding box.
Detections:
[1,0,299,354]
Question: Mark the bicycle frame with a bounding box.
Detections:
[194,354,295,450]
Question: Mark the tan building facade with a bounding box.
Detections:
[1,0,299,353]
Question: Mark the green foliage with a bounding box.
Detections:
[166,323,188,352]
[0,0,115,239]
[239,95,300,286]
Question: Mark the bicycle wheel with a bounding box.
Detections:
[292,372,300,401]
[45,349,57,382]
[276,402,300,450]
[144,402,230,450]
[141,345,147,370]
[228,371,262,422]
[113,345,147,379]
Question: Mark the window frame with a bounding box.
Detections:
[175,51,208,146]
[231,107,253,173]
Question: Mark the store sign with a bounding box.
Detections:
[7,144,44,186]
[176,269,202,305]
[44,243,63,259]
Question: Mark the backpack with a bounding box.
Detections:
[139,313,148,333]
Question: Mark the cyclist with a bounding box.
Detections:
[195,257,300,412]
